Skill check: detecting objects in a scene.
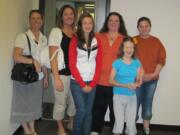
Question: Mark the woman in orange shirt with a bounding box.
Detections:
[91,12,128,135]
[134,17,166,135]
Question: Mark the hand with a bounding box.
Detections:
[43,77,48,89]
[143,73,158,82]
[54,77,64,92]
[82,85,89,93]
[127,83,137,90]
[33,59,41,72]
[87,85,92,92]
[82,85,92,93]
[135,79,143,87]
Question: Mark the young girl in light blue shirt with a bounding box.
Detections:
[109,37,144,135]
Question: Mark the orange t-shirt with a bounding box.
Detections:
[134,35,166,74]
[96,33,124,86]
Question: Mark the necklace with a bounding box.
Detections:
[108,33,118,41]
[108,33,118,46]
[109,36,116,42]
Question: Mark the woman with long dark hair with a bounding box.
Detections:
[69,13,102,135]
[91,12,128,135]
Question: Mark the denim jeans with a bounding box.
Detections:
[71,79,96,135]
[136,80,158,120]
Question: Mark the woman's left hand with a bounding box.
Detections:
[135,79,143,87]
[143,73,158,82]
[82,85,92,93]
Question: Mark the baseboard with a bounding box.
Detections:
[141,124,180,132]
[13,120,180,134]
[104,121,180,132]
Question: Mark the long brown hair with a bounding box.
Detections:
[99,12,128,36]
[56,5,76,28]
[76,13,95,48]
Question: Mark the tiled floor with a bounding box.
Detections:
[15,120,180,135]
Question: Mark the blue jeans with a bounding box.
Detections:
[136,80,158,120]
[71,79,96,135]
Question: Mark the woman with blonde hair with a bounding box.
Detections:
[11,10,48,135]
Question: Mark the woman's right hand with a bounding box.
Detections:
[82,85,92,93]
[33,59,41,72]
[143,73,157,82]
[54,76,64,92]
[127,83,137,90]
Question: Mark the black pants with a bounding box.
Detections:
[91,85,115,133]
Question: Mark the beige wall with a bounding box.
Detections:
[0,0,39,134]
[111,0,180,125]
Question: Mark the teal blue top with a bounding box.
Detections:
[112,58,141,96]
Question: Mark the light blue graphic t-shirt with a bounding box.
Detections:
[112,58,141,96]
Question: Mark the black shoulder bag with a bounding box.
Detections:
[11,34,39,83]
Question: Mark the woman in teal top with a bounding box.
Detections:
[109,37,144,135]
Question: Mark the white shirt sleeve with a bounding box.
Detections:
[14,33,27,49]
[48,27,63,47]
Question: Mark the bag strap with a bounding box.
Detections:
[50,49,59,61]
[50,28,63,62]
[25,33,32,56]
